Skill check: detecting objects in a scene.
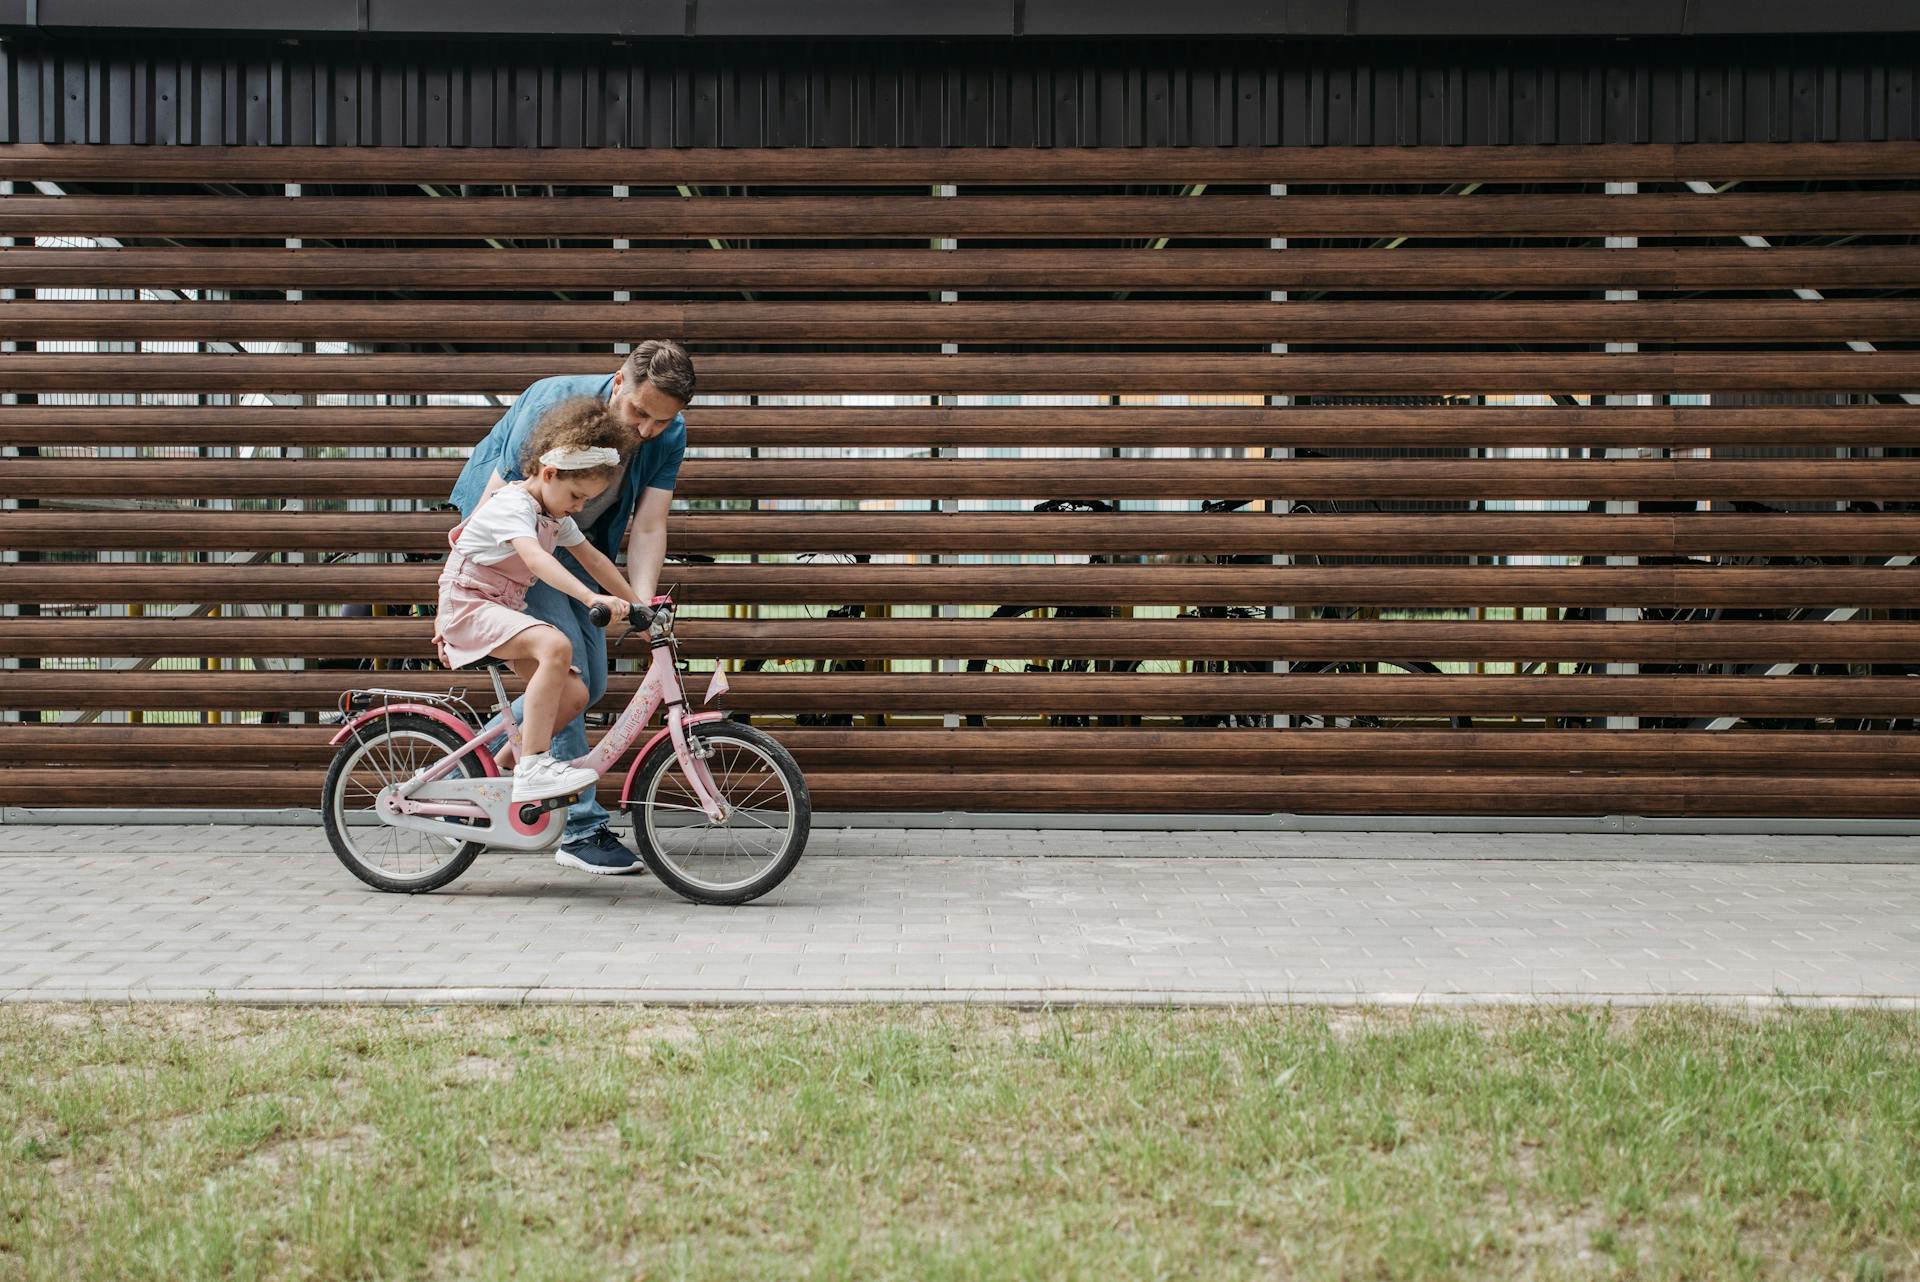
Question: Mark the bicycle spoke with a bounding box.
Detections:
[331,729,474,883]
[635,729,799,893]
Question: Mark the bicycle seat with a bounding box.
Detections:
[456,656,513,673]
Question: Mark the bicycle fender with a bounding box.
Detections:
[328,704,501,777]
[617,710,727,804]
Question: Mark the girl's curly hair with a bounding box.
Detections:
[518,396,627,487]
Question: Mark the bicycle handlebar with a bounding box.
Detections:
[588,601,657,629]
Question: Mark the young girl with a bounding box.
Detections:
[434,397,645,802]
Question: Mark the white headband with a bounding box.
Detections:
[539,446,621,470]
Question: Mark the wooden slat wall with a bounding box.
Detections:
[2,142,1916,818]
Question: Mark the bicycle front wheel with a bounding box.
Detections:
[625,722,810,906]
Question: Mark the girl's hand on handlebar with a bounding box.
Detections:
[585,594,630,627]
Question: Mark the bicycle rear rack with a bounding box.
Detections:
[330,685,484,731]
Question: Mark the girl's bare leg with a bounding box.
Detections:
[495,625,575,755]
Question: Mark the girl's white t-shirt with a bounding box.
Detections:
[453,484,585,566]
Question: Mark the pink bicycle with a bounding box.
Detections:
[321,596,810,905]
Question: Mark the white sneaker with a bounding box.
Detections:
[511,753,599,803]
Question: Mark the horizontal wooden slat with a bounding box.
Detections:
[10,511,1920,557]
[645,774,1920,817]
[7,142,1916,185]
[12,457,1920,502]
[6,564,1911,609]
[771,729,1920,776]
[1,767,1915,816]
[6,617,1918,663]
[7,192,1915,239]
[11,299,1919,344]
[9,671,1919,717]
[9,352,1919,395]
[7,404,1920,451]
[8,246,1915,292]
[8,724,1914,775]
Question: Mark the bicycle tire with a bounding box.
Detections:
[625,721,811,906]
[321,714,486,894]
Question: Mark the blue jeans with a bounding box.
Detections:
[481,551,612,844]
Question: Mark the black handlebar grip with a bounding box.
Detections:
[590,602,656,628]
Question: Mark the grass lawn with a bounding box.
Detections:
[2,1004,1916,1281]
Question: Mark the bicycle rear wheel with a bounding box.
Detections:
[625,722,810,906]
[321,714,485,893]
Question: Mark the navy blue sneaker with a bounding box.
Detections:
[555,827,646,876]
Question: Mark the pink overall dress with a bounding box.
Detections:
[432,488,573,671]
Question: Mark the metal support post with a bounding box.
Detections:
[286,182,307,719]
[934,183,962,727]
[1,180,16,722]
[1268,183,1292,730]
[1603,181,1642,731]
[612,183,632,354]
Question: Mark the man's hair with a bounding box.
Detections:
[619,338,697,402]
[519,396,627,486]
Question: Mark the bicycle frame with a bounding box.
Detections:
[328,598,732,852]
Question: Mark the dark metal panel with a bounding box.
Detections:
[242,52,269,145]
[1692,0,1920,34]
[1288,0,1348,37]
[1504,62,1533,144]
[189,51,215,143]
[1406,60,1438,146]
[1603,62,1636,144]
[555,50,584,148]
[375,54,402,145]
[900,54,938,147]
[55,44,83,144]
[7,34,1920,147]
[369,0,684,38]
[0,39,12,142]
[1891,63,1914,140]
[331,57,357,147]
[9,0,1920,38]
[1006,60,1036,147]
[1276,60,1306,146]
[149,56,175,144]
[685,56,717,148]
[1232,60,1261,145]
[1023,1,1284,37]
[506,57,536,148]
[1791,61,1822,141]
[38,0,361,34]
[1348,0,1683,37]
[772,56,807,146]
[1420,63,1448,146]
[419,56,448,147]
[642,56,672,147]
[1550,62,1579,143]
[696,1,1012,39]
[869,59,897,146]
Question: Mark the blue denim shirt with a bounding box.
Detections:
[447,373,686,561]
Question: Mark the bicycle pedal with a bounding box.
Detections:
[513,792,583,825]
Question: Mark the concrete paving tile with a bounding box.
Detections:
[4,826,1918,1006]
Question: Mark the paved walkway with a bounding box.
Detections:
[2,825,1916,1006]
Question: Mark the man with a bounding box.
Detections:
[448,339,694,874]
